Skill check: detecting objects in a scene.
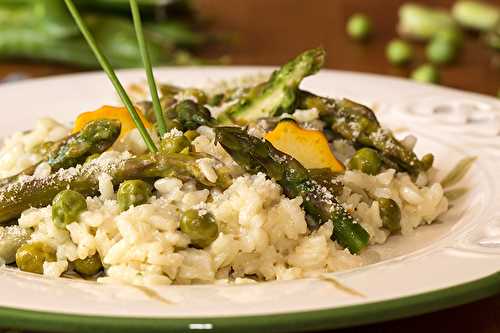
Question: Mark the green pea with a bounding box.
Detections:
[346,13,373,41]
[117,180,152,211]
[84,153,100,164]
[411,64,440,84]
[434,29,464,48]
[73,253,103,276]
[377,198,401,232]
[386,39,413,65]
[184,130,200,142]
[184,88,208,105]
[421,153,434,171]
[180,210,219,248]
[16,242,56,274]
[160,135,191,154]
[426,39,457,64]
[349,148,382,175]
[52,190,87,228]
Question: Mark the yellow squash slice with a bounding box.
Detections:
[72,105,152,140]
[265,120,344,172]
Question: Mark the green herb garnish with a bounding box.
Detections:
[64,0,158,153]
[130,0,167,137]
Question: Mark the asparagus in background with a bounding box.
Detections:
[452,1,500,32]
[397,3,457,40]
[0,0,214,68]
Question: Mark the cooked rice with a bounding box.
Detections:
[0,97,448,286]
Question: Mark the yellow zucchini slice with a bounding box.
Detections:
[72,105,152,140]
[265,120,344,172]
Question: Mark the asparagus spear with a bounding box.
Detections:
[0,119,121,187]
[217,48,326,124]
[48,119,121,170]
[297,90,430,175]
[214,126,369,254]
[0,1,207,68]
[0,150,225,225]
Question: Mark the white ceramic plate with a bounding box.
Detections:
[0,68,499,333]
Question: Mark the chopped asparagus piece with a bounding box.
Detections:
[215,126,369,254]
[218,48,325,124]
[0,119,121,188]
[0,225,31,265]
[297,91,428,175]
[0,151,228,225]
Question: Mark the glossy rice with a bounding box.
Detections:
[0,102,448,286]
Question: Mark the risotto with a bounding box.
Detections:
[0,48,449,286]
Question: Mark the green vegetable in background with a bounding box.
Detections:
[426,38,457,64]
[52,189,87,228]
[349,148,382,175]
[346,13,373,41]
[434,29,464,48]
[73,253,103,276]
[117,179,152,211]
[0,0,209,68]
[452,1,500,32]
[15,242,56,274]
[397,3,457,40]
[485,21,500,50]
[180,209,219,248]
[411,64,440,84]
[386,39,413,65]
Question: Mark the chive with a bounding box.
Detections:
[64,0,158,153]
[130,0,168,137]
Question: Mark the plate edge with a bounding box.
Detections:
[0,272,498,333]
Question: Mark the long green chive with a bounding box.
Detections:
[64,0,158,153]
[130,0,167,137]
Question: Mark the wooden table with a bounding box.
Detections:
[0,0,499,332]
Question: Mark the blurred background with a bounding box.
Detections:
[0,0,498,95]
